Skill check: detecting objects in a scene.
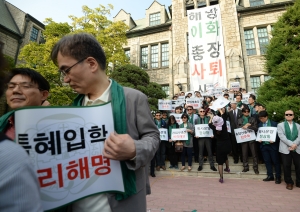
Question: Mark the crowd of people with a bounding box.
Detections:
[152,90,300,189]
[0,33,160,211]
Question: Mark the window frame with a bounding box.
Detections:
[30,26,39,42]
[257,27,269,55]
[249,0,265,7]
[161,43,169,67]
[244,29,256,56]
[140,46,148,69]
[149,12,161,26]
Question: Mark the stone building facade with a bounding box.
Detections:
[0,0,44,115]
[114,0,293,97]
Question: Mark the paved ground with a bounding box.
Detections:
[146,175,300,212]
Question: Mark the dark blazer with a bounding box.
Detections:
[237,116,258,132]
[228,109,243,132]
[258,120,280,150]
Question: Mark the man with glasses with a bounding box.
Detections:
[235,93,243,109]
[154,111,167,171]
[195,108,217,171]
[237,107,259,174]
[51,33,159,212]
[187,105,199,163]
[278,110,300,190]
[0,68,50,139]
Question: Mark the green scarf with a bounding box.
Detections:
[154,119,162,128]
[242,116,249,126]
[72,79,136,201]
[237,101,243,108]
[188,114,194,124]
[0,110,15,133]
[168,124,177,138]
[196,116,209,124]
[262,119,271,145]
[284,120,298,142]
[179,123,191,145]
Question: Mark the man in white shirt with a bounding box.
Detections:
[51,33,160,211]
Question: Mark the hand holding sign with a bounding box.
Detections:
[103,132,136,161]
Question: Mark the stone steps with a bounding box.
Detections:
[154,157,296,180]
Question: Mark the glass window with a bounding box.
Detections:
[161,43,169,67]
[161,85,169,96]
[149,12,160,26]
[30,26,39,42]
[151,45,159,69]
[141,47,148,69]
[264,75,271,81]
[244,29,256,55]
[124,49,130,60]
[249,0,265,7]
[250,76,261,93]
[257,27,269,55]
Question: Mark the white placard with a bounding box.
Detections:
[186,98,202,109]
[14,104,124,211]
[226,121,231,133]
[158,99,172,110]
[159,128,168,141]
[230,82,240,91]
[188,5,227,91]
[242,94,250,104]
[209,97,230,111]
[177,96,185,101]
[170,113,183,125]
[228,93,234,101]
[171,128,188,141]
[213,88,223,98]
[256,127,277,142]
[234,128,256,143]
[195,124,213,137]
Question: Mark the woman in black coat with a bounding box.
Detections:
[166,115,180,169]
[208,108,231,183]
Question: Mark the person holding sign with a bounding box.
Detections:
[154,111,167,171]
[277,110,300,190]
[237,107,259,174]
[51,33,160,212]
[180,113,194,172]
[166,115,180,169]
[208,109,231,183]
[195,108,217,172]
[257,111,281,184]
[187,105,199,163]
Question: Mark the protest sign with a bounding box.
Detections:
[234,128,256,143]
[256,127,277,142]
[209,97,230,111]
[15,103,124,211]
[230,82,240,91]
[195,124,213,137]
[159,128,168,141]
[171,128,188,141]
[177,96,185,101]
[170,113,183,125]
[186,98,202,109]
[242,94,250,104]
[158,99,172,110]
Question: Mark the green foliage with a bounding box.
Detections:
[111,64,166,111]
[257,0,300,123]
[3,54,15,71]
[17,4,129,106]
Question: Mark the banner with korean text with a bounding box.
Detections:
[158,99,172,110]
[188,5,227,91]
[195,124,213,137]
[15,103,124,211]
[256,127,277,142]
[159,128,168,141]
[234,128,256,143]
[171,128,188,140]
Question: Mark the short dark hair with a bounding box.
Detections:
[249,94,256,101]
[181,113,188,119]
[155,111,161,115]
[235,93,242,98]
[242,107,250,113]
[187,105,194,109]
[223,93,229,97]
[5,68,50,91]
[175,106,181,111]
[51,33,106,71]
[258,110,268,118]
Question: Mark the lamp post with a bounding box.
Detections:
[235,75,240,82]
[176,82,183,91]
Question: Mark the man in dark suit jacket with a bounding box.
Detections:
[228,100,243,163]
[257,111,281,184]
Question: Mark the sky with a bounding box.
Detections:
[6,0,172,24]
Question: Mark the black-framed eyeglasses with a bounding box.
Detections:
[199,111,205,113]
[59,57,87,76]
[187,109,193,111]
